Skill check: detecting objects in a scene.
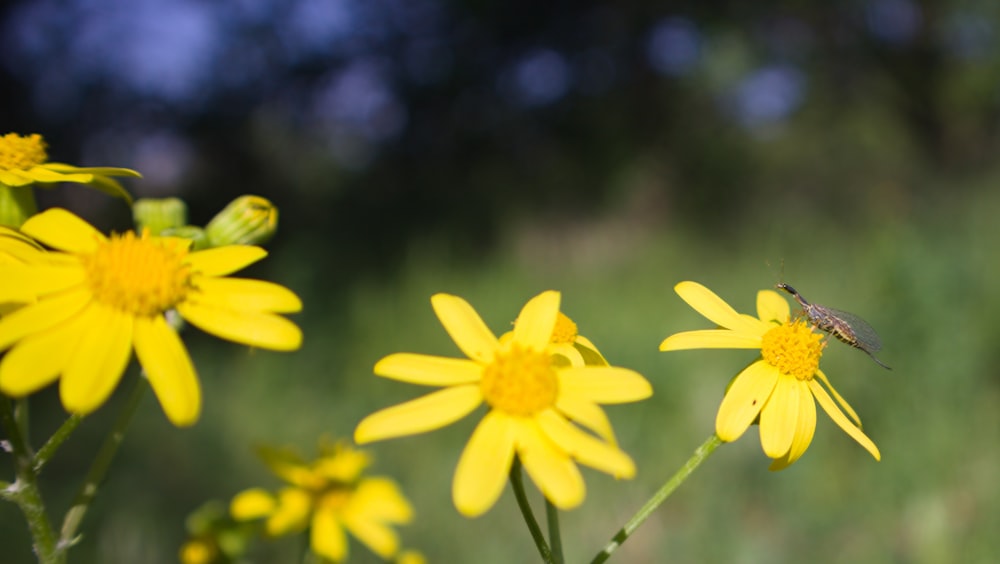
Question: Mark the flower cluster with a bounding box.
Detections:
[230,441,415,562]
[0,131,887,563]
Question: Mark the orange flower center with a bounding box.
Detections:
[0,133,48,171]
[81,230,192,316]
[761,319,824,380]
[480,343,558,416]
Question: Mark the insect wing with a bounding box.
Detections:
[820,306,883,353]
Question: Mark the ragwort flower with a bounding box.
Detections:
[659,281,879,470]
[355,291,652,517]
[0,208,302,426]
[0,133,138,226]
[230,441,414,562]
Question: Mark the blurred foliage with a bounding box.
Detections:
[3,0,1000,562]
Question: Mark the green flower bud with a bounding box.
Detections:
[134,198,187,235]
[205,195,277,246]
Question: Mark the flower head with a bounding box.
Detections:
[0,208,302,426]
[659,281,879,470]
[354,291,652,516]
[0,133,139,226]
[231,441,414,562]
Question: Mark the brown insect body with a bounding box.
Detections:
[776,283,891,370]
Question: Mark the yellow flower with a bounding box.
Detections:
[231,441,413,562]
[514,310,609,368]
[659,281,880,470]
[0,133,138,199]
[0,208,302,426]
[355,291,652,516]
[178,539,219,564]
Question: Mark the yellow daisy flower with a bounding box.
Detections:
[0,133,138,200]
[524,310,609,368]
[0,133,142,219]
[659,281,880,470]
[0,208,302,426]
[231,442,414,562]
[354,291,652,517]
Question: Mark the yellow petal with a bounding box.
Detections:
[572,335,608,366]
[24,166,93,184]
[190,277,302,313]
[430,293,498,363]
[185,245,267,276]
[230,488,277,520]
[354,385,482,443]
[43,164,142,178]
[266,487,312,536]
[176,301,301,351]
[342,486,406,558]
[550,342,585,367]
[0,287,91,350]
[0,169,32,186]
[134,315,200,427]
[814,369,862,428]
[374,353,482,386]
[557,366,652,404]
[536,409,634,479]
[674,281,765,335]
[715,360,778,442]
[350,478,413,523]
[20,208,104,254]
[809,379,881,461]
[511,291,560,350]
[60,304,133,416]
[660,329,763,351]
[311,507,349,562]
[769,387,817,471]
[758,376,802,458]
[0,262,86,302]
[516,417,585,509]
[0,310,89,396]
[757,289,790,323]
[453,411,517,516]
[554,396,617,444]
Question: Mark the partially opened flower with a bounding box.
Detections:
[0,208,302,426]
[505,310,608,368]
[231,441,414,562]
[355,291,652,516]
[659,281,879,470]
[0,133,138,226]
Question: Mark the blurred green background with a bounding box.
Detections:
[3,0,1000,562]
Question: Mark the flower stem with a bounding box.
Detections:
[589,434,723,564]
[1,397,63,563]
[59,376,148,548]
[33,415,83,473]
[509,457,555,564]
[545,499,564,564]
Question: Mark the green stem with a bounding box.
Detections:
[590,434,723,564]
[508,457,554,564]
[33,415,84,474]
[1,397,63,564]
[545,499,564,564]
[59,377,148,548]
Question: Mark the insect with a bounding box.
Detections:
[776,283,891,370]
